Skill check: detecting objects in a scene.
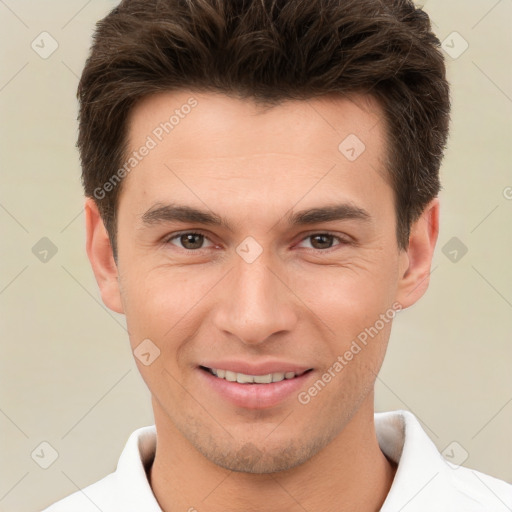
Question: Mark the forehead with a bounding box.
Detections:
[118,90,392,223]
[126,90,386,159]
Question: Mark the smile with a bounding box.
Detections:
[198,365,315,409]
[201,366,311,384]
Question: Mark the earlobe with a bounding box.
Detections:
[396,198,440,309]
[84,198,124,314]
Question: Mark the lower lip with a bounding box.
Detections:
[198,367,314,409]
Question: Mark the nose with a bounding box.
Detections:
[212,253,298,346]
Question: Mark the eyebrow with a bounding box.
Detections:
[140,202,371,230]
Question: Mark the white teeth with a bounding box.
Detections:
[225,370,237,382]
[209,368,299,384]
[237,373,254,383]
[254,374,272,384]
[271,372,284,382]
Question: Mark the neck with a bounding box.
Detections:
[148,393,396,512]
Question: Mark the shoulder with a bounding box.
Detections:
[376,410,512,511]
[40,425,158,512]
[446,464,512,510]
[40,473,117,511]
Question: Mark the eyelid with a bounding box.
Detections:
[164,229,216,249]
[163,229,352,252]
[294,231,353,250]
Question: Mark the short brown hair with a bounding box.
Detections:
[78,0,450,259]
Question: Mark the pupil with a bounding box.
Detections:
[182,233,203,249]
[312,234,332,249]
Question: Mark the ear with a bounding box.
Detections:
[396,198,439,309]
[84,197,124,314]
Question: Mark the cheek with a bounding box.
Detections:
[292,259,398,338]
[121,266,216,349]
[120,270,201,397]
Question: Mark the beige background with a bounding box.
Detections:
[0,1,511,511]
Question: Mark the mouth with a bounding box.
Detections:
[197,365,315,409]
[199,365,313,384]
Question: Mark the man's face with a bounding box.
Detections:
[113,90,409,472]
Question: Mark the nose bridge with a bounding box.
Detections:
[213,248,297,345]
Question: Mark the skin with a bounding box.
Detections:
[86,90,439,511]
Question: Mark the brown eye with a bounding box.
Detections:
[180,233,204,249]
[309,234,336,250]
[297,233,347,251]
[167,232,214,250]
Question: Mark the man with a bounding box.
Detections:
[43,0,512,510]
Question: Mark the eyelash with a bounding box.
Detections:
[163,230,351,253]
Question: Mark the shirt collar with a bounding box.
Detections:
[376,410,455,511]
[114,424,161,511]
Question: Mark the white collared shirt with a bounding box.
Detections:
[41,410,512,511]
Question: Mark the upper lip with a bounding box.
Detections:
[199,360,313,376]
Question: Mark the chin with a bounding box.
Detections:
[188,427,334,474]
